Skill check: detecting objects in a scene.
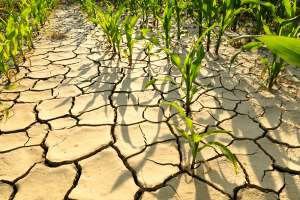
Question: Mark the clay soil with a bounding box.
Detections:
[1,2,300,200]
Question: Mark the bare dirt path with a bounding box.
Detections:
[1,3,300,200]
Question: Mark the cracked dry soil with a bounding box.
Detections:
[1,3,300,200]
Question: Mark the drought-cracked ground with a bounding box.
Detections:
[1,3,300,200]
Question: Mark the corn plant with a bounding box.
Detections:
[36,0,54,27]
[144,41,155,62]
[144,25,216,116]
[0,85,18,123]
[154,0,173,59]
[172,0,189,40]
[192,0,204,39]
[128,0,138,16]
[123,13,142,66]
[0,17,20,72]
[30,0,55,32]
[186,1,195,20]
[232,0,242,31]
[0,40,16,83]
[78,0,98,20]
[163,102,237,176]
[136,29,156,62]
[231,36,300,90]
[88,4,125,56]
[137,0,151,28]
[19,6,34,50]
[203,0,217,51]
[149,0,161,27]
[215,0,245,55]
[241,0,266,34]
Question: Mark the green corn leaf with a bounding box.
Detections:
[283,0,292,18]
[263,24,274,36]
[131,14,142,27]
[88,16,100,24]
[170,53,181,68]
[150,77,183,90]
[199,141,238,174]
[161,47,170,55]
[242,41,264,51]
[138,29,153,37]
[241,0,259,4]
[0,102,9,123]
[196,23,217,46]
[261,57,269,65]
[124,49,128,60]
[185,117,194,136]
[196,130,234,142]
[171,123,190,140]
[280,15,300,27]
[6,17,15,40]
[0,85,18,91]
[189,86,199,102]
[13,29,19,54]
[256,36,300,67]
[144,79,158,90]
[160,102,186,118]
[190,44,205,83]
[261,64,269,78]
[149,36,160,46]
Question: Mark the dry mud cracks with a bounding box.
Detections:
[1,3,300,200]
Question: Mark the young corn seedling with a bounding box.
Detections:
[144,41,154,63]
[163,102,237,176]
[144,25,216,116]
[215,0,245,55]
[172,0,189,40]
[88,4,125,56]
[231,0,300,90]
[136,29,157,62]
[0,85,18,123]
[123,13,142,66]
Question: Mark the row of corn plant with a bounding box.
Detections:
[0,0,58,83]
[77,0,300,177]
[144,30,237,176]
[81,0,300,90]
[0,0,58,122]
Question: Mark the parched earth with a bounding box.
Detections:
[1,3,300,200]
